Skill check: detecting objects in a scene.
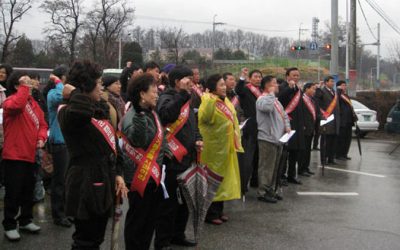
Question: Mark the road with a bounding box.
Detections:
[1,137,400,250]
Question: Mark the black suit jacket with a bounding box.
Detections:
[315,86,340,135]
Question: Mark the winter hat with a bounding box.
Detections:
[161,64,176,74]
[103,75,119,88]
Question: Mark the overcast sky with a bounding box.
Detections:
[14,0,400,58]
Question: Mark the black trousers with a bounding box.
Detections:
[300,135,313,173]
[313,122,320,149]
[238,131,258,193]
[320,134,337,163]
[50,144,69,220]
[71,215,108,250]
[155,169,189,248]
[336,125,352,158]
[2,160,36,230]
[125,182,163,250]
[206,201,224,221]
[288,149,304,179]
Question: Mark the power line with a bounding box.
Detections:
[134,15,298,33]
[358,0,377,40]
[364,0,400,36]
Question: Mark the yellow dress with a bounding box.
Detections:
[198,93,244,202]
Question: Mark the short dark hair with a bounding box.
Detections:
[336,80,346,87]
[249,69,262,78]
[303,82,316,92]
[205,74,223,92]
[222,72,233,81]
[324,75,334,83]
[29,72,40,81]
[168,66,193,88]
[285,67,299,76]
[53,65,69,79]
[7,71,29,95]
[277,78,285,85]
[0,64,13,79]
[127,73,157,110]
[67,60,102,94]
[144,61,160,72]
[260,75,275,90]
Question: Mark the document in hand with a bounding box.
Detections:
[239,118,249,130]
[279,130,296,143]
[320,114,335,126]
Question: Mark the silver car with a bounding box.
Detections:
[351,99,379,138]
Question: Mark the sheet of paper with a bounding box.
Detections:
[0,108,3,124]
[320,114,335,126]
[279,130,296,143]
[239,118,250,130]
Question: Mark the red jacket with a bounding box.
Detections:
[2,85,48,163]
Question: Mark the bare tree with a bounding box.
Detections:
[85,8,103,62]
[1,0,33,63]
[158,27,187,64]
[41,0,83,64]
[390,42,400,72]
[99,0,134,67]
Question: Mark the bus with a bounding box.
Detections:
[13,67,53,87]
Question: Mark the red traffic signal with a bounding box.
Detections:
[290,45,305,51]
[324,44,332,50]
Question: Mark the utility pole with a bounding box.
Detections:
[348,0,357,97]
[212,15,225,65]
[297,23,308,65]
[330,0,339,80]
[376,23,381,89]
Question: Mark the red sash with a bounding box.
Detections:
[215,99,241,151]
[246,83,262,99]
[25,102,39,130]
[91,118,117,154]
[341,94,352,106]
[302,94,316,121]
[192,84,203,98]
[320,94,338,119]
[121,111,162,196]
[284,90,301,119]
[165,102,190,162]
[230,95,240,108]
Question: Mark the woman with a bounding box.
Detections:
[198,74,243,225]
[57,60,127,249]
[2,71,48,241]
[121,73,169,250]
[102,75,125,129]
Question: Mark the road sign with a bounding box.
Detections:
[309,42,318,50]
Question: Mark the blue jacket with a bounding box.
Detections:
[47,82,65,144]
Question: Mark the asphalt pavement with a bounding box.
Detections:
[1,137,400,250]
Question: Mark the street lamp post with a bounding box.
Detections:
[370,67,376,89]
[211,14,225,66]
[118,37,122,69]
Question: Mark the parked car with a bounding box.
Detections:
[351,99,379,138]
[103,68,123,78]
[385,99,400,134]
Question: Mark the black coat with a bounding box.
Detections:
[278,81,305,150]
[315,86,340,135]
[235,79,259,136]
[157,88,201,171]
[58,90,118,220]
[303,95,322,136]
[338,90,357,127]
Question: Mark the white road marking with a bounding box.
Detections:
[318,166,386,178]
[297,192,359,196]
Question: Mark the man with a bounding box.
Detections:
[299,83,320,176]
[47,69,72,228]
[224,72,244,122]
[190,67,202,110]
[144,61,163,91]
[278,67,305,185]
[256,75,291,203]
[155,66,202,250]
[235,68,263,194]
[336,80,357,160]
[316,76,340,165]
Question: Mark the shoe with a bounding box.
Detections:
[54,218,72,228]
[171,237,197,247]
[344,156,352,160]
[280,178,288,187]
[205,219,223,225]
[287,177,302,185]
[306,170,315,175]
[327,161,337,165]
[19,222,41,233]
[257,193,277,203]
[336,156,346,161]
[5,229,21,241]
[220,215,229,222]
[274,193,283,201]
[299,172,311,177]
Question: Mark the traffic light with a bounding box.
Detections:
[324,43,332,50]
[290,45,305,51]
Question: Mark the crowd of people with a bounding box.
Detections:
[0,60,357,250]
